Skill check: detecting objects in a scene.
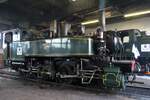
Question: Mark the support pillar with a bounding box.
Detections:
[99,0,106,39]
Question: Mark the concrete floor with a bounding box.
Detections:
[127,75,150,88]
[0,68,150,100]
[0,77,148,100]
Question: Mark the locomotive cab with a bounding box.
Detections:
[3,29,22,68]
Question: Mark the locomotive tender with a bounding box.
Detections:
[3,30,140,89]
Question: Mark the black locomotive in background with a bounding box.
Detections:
[2,28,144,90]
[117,29,150,74]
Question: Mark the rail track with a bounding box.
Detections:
[0,70,150,97]
[121,86,150,97]
[0,70,103,92]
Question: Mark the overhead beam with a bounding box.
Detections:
[67,0,98,15]
[0,19,12,25]
[44,0,67,8]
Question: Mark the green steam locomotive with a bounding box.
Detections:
[3,29,141,89]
